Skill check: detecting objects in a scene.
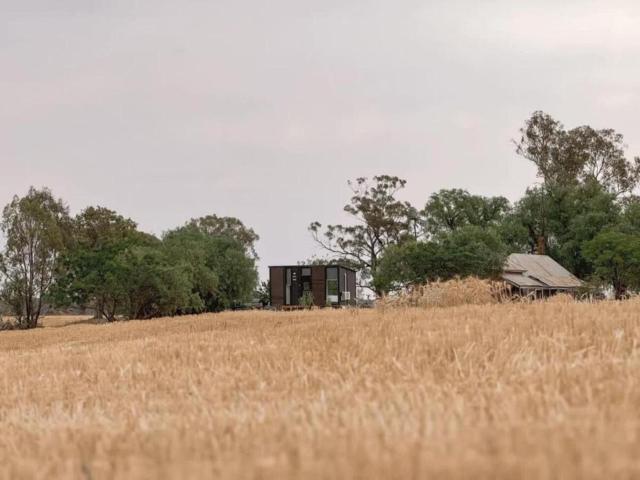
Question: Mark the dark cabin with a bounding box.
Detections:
[269,265,357,309]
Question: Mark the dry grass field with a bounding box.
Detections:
[1,301,640,479]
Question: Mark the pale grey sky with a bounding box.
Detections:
[2,0,640,279]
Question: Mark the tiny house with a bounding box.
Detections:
[269,265,357,308]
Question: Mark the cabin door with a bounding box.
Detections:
[285,267,302,305]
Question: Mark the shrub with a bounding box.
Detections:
[300,291,315,309]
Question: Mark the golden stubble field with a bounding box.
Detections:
[1,301,640,479]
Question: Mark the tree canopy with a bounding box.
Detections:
[515,111,640,195]
[422,189,510,235]
[583,230,640,299]
[186,215,260,259]
[163,225,258,312]
[53,207,156,321]
[375,227,507,293]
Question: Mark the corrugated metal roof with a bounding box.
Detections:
[502,254,582,289]
[502,272,546,288]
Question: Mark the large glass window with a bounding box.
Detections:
[326,267,339,303]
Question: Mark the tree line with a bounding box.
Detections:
[310,111,640,299]
[0,194,259,329]
[3,110,639,328]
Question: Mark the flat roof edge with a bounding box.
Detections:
[269,265,358,272]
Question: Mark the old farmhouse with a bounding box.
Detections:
[502,253,582,297]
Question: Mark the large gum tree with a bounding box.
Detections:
[309,175,418,296]
[0,187,70,329]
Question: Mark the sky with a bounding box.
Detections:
[2,0,640,279]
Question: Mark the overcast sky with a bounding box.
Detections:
[2,0,640,279]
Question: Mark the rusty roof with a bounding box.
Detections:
[503,254,582,289]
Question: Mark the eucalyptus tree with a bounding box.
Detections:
[309,175,416,295]
[0,187,70,329]
[53,206,144,321]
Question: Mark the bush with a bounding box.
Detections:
[300,291,314,309]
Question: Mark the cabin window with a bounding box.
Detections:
[326,267,339,303]
[301,267,312,296]
[285,268,292,305]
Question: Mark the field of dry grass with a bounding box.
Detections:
[1,301,640,479]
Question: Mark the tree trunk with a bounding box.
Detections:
[537,236,546,256]
[105,299,117,322]
[614,283,627,300]
[94,298,105,321]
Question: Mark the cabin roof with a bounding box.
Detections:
[502,254,582,289]
[269,264,358,273]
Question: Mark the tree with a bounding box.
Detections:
[116,245,197,319]
[437,226,508,279]
[583,230,640,299]
[256,280,270,307]
[513,112,640,261]
[374,240,442,293]
[515,111,640,195]
[186,215,260,259]
[503,186,551,255]
[201,236,257,310]
[422,189,510,235]
[375,226,507,293]
[514,111,585,188]
[551,183,620,278]
[162,226,258,312]
[52,207,146,321]
[310,175,415,294]
[618,196,640,234]
[572,126,640,196]
[503,182,620,278]
[0,187,70,329]
[73,206,138,248]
